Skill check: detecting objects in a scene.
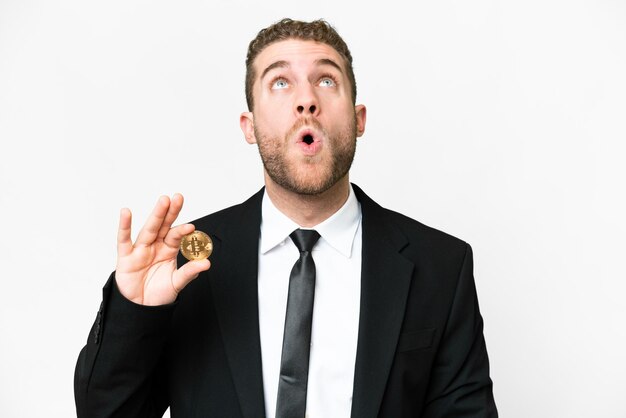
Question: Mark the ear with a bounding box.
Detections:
[355,104,367,138]
[240,112,256,144]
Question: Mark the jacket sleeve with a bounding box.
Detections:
[74,273,175,418]
[422,244,498,417]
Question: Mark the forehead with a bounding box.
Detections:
[254,39,345,75]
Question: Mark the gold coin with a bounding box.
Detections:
[180,230,213,261]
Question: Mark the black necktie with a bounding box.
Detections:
[275,229,321,418]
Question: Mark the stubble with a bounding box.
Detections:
[254,115,357,196]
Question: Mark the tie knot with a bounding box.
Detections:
[290,229,320,253]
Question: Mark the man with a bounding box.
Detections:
[75,18,497,417]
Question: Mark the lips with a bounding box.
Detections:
[295,128,323,155]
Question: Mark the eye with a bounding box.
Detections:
[319,77,336,87]
[271,78,289,90]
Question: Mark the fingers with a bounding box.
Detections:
[172,259,211,292]
[157,193,184,240]
[135,196,171,246]
[117,208,133,256]
[163,223,195,249]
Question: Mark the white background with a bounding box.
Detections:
[1,0,625,417]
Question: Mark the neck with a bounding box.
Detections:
[264,175,351,228]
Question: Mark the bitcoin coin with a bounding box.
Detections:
[180,231,213,261]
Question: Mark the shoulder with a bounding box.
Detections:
[353,184,470,262]
[188,188,264,236]
[385,206,467,250]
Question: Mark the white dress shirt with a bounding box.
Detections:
[257,185,362,418]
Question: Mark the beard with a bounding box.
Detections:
[254,115,357,196]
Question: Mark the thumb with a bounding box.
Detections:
[172,259,211,292]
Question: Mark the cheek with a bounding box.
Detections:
[321,95,353,116]
[260,117,289,135]
[257,88,293,110]
[255,101,293,127]
[325,106,355,131]
[255,115,291,142]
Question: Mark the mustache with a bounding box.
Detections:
[285,117,325,139]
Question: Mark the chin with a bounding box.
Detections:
[280,167,344,196]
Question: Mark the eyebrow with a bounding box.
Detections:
[260,60,289,80]
[259,58,345,80]
[315,58,344,74]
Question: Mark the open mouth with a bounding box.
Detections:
[296,129,322,155]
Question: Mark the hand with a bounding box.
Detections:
[115,194,211,306]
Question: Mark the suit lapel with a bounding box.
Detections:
[208,189,266,418]
[204,185,413,418]
[351,185,415,418]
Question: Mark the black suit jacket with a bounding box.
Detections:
[75,185,497,417]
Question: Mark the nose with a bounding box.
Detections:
[297,104,317,115]
[294,85,320,117]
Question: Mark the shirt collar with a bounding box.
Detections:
[260,185,362,258]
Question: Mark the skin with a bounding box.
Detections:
[115,194,210,305]
[240,39,366,226]
[115,39,366,306]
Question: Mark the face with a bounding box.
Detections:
[240,39,366,196]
